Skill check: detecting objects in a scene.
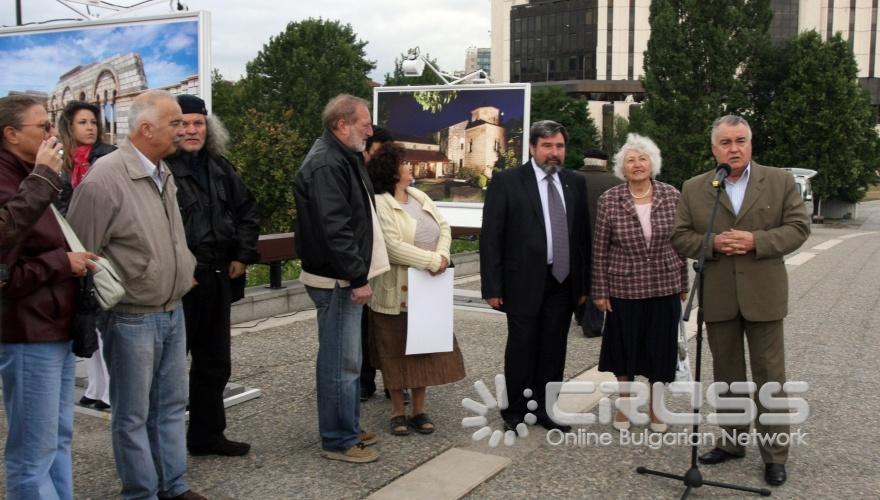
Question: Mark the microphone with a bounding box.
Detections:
[711,163,731,189]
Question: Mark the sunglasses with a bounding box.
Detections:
[20,122,53,132]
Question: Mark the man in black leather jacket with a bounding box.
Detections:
[167,94,260,457]
[293,94,387,464]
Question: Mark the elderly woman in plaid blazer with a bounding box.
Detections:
[591,133,688,433]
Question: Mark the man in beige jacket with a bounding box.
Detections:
[68,91,203,500]
[671,115,810,487]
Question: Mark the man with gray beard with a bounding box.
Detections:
[481,120,590,435]
[166,94,260,458]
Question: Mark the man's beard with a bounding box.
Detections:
[540,161,561,175]
[346,135,366,153]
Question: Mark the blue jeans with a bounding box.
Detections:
[103,305,189,499]
[306,285,363,451]
[0,341,75,500]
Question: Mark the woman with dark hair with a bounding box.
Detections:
[55,100,116,215]
[56,100,116,411]
[367,143,465,436]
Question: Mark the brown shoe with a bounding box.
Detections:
[169,490,208,500]
[359,430,378,446]
[321,442,379,463]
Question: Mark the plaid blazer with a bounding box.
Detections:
[591,180,688,299]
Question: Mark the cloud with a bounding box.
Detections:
[142,55,192,88]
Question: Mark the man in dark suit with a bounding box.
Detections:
[672,115,810,487]
[481,120,589,433]
[574,148,622,337]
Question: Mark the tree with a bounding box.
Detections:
[634,0,772,188]
[756,32,880,204]
[239,18,375,147]
[225,109,308,233]
[211,69,245,138]
[384,49,446,86]
[606,115,631,159]
[530,86,600,170]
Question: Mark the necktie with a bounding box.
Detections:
[546,175,569,282]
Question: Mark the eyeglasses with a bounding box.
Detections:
[20,122,53,133]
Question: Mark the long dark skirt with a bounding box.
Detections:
[369,310,466,390]
[598,294,681,383]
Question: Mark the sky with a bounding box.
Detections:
[0,19,198,94]
[0,0,492,83]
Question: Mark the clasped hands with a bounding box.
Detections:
[714,229,755,255]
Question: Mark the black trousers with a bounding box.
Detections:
[501,268,574,423]
[183,267,232,447]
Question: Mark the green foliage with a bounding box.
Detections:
[384,50,446,86]
[412,90,458,114]
[211,70,245,136]
[635,0,772,188]
[530,87,600,169]
[226,109,308,233]
[754,32,880,203]
[239,18,375,148]
[494,146,520,171]
[450,238,479,254]
[246,260,302,287]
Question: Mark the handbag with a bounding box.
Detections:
[675,313,693,382]
[51,205,125,310]
[70,269,100,358]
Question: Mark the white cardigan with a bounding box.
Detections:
[368,187,451,315]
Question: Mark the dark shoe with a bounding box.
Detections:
[188,438,251,457]
[765,463,787,486]
[93,401,110,411]
[408,413,435,434]
[79,396,98,406]
[390,415,410,436]
[698,447,744,465]
[583,329,602,338]
[169,490,207,500]
[536,415,571,433]
[360,388,374,402]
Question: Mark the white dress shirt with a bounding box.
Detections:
[531,159,566,265]
[724,162,751,215]
[132,144,168,193]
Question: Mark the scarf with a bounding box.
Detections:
[70,144,93,188]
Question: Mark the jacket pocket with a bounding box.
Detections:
[607,260,632,276]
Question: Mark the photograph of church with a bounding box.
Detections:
[374,85,528,203]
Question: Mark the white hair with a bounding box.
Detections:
[127,90,175,132]
[612,133,662,180]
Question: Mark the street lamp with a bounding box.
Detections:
[402,47,491,85]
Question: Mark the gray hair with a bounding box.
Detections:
[127,90,175,132]
[321,94,370,131]
[204,113,229,156]
[529,120,568,146]
[711,115,752,144]
[612,133,662,180]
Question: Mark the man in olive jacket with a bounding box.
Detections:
[671,115,810,487]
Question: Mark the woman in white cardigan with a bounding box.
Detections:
[366,143,466,436]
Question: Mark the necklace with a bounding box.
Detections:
[629,182,652,199]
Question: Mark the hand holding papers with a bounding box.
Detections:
[405,266,454,355]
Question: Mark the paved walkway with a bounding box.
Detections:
[2,202,879,499]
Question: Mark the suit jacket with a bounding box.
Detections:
[480,162,590,316]
[575,166,623,236]
[671,162,810,322]
[591,181,688,300]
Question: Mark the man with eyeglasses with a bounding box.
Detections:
[68,91,206,500]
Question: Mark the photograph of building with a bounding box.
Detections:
[0,16,203,142]
[375,86,528,203]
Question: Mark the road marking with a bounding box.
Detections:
[812,239,843,250]
[367,448,510,500]
[785,252,816,266]
[840,231,877,239]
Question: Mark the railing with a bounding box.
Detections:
[255,226,481,289]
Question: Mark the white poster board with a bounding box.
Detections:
[405,267,455,355]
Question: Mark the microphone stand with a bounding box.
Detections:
[635,178,771,498]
